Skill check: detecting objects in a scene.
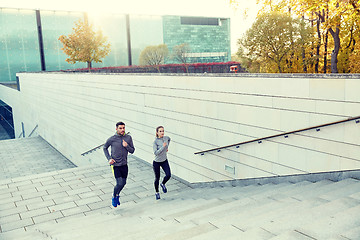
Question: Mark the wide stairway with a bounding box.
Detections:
[1,138,360,239]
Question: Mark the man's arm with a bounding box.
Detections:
[125,136,135,154]
[103,138,112,160]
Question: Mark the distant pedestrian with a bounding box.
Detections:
[153,126,171,200]
[103,121,135,207]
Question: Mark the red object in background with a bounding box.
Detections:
[230,65,238,73]
[68,61,242,74]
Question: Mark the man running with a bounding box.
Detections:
[103,121,135,207]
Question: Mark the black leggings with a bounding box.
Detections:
[153,160,171,192]
[114,177,126,197]
[112,165,128,197]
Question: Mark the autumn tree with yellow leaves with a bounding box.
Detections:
[233,0,360,73]
[238,11,314,73]
[58,18,111,72]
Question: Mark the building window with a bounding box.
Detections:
[180,17,219,26]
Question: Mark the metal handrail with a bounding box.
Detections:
[81,143,104,156]
[28,124,38,137]
[194,115,360,155]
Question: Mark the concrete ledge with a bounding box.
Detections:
[131,155,360,189]
[189,169,360,188]
[18,71,360,79]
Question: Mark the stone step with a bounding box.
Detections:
[29,211,118,237]
[210,196,297,230]
[232,197,327,232]
[128,220,200,240]
[205,196,279,228]
[318,178,360,201]
[190,181,293,199]
[118,196,215,219]
[41,213,154,236]
[2,136,360,240]
[164,198,232,222]
[291,178,358,201]
[341,225,360,239]
[0,228,46,240]
[30,181,307,239]
[157,222,218,240]
[295,200,360,239]
[185,182,289,206]
[43,215,198,240]
[191,194,325,230]
[229,227,276,239]
[187,225,243,240]
[260,196,360,236]
[234,180,321,202]
[265,179,333,201]
[268,230,315,239]
[244,197,328,230]
[0,151,192,233]
[183,183,307,225]
[31,192,214,237]
[179,194,258,225]
[248,182,294,200]
[189,225,275,240]
[2,176,360,240]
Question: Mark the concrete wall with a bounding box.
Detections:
[1,73,360,183]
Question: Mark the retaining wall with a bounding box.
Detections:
[1,72,359,183]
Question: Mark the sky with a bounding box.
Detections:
[1,0,260,54]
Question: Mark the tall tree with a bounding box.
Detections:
[171,43,191,73]
[255,0,360,73]
[58,18,111,72]
[239,12,304,73]
[139,44,169,73]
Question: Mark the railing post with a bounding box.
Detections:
[21,122,25,138]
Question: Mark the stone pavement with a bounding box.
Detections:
[0,137,76,180]
[1,137,360,239]
[0,136,189,234]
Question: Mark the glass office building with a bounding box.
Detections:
[0,7,231,83]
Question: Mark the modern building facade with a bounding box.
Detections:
[163,16,231,63]
[0,7,231,83]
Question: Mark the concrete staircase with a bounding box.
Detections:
[1,138,360,239]
[0,137,76,180]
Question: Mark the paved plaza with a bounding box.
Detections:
[1,137,360,239]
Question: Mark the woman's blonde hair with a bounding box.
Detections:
[156,126,164,138]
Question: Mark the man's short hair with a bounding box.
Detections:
[116,121,125,128]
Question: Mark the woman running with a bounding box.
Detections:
[152,126,171,200]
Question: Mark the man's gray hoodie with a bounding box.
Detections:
[103,133,135,166]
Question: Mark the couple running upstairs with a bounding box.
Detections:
[103,122,172,207]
